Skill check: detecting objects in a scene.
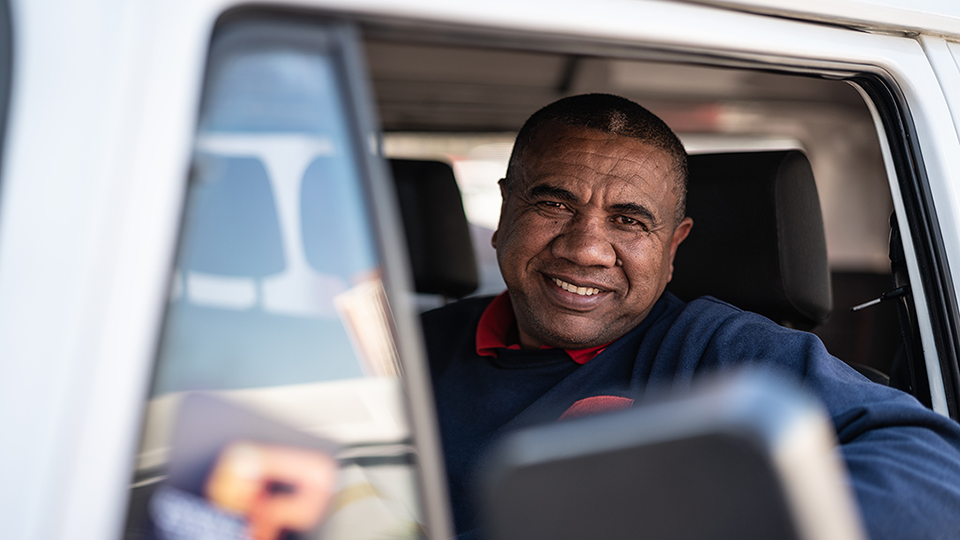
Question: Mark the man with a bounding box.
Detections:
[422,94,960,539]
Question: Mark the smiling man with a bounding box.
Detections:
[422,94,960,539]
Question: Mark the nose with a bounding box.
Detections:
[551,214,617,268]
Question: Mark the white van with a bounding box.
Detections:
[2,1,960,539]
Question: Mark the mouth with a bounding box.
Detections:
[551,276,603,297]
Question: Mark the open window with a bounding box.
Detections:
[361,32,958,416]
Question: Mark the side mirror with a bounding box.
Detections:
[481,372,866,540]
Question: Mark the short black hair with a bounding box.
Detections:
[505,93,688,223]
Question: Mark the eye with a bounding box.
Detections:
[537,200,567,211]
[613,215,648,231]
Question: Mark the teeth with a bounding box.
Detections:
[552,277,601,296]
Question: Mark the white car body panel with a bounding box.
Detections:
[681,0,960,37]
[2,0,960,539]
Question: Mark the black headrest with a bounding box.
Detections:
[668,150,832,330]
[390,158,479,298]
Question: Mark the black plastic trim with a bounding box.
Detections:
[0,0,13,208]
[855,75,960,419]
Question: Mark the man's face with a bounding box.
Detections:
[492,124,693,349]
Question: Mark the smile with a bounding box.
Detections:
[552,277,602,296]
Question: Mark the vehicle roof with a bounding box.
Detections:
[680,0,960,37]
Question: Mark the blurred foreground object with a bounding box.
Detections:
[206,442,339,540]
[151,394,340,540]
[482,372,867,540]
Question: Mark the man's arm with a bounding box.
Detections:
[696,308,960,540]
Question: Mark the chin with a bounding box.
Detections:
[537,325,609,349]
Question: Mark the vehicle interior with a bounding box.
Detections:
[365,34,910,392]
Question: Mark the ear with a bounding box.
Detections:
[491,178,508,249]
[666,217,693,282]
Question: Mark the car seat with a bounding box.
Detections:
[668,150,832,331]
[389,158,479,299]
[667,150,889,385]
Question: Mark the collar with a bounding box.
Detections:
[475,292,609,364]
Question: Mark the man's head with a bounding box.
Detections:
[493,93,694,350]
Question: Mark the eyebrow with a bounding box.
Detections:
[528,184,578,202]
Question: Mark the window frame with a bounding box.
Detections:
[353,6,960,418]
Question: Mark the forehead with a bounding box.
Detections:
[518,124,678,198]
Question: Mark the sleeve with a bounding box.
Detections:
[804,347,960,540]
[703,310,960,540]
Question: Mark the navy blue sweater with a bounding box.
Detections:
[423,292,960,539]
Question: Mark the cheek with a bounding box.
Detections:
[503,213,560,253]
[496,217,562,286]
[620,240,671,288]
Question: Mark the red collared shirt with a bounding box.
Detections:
[475,292,609,364]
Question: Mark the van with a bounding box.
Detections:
[2,0,960,538]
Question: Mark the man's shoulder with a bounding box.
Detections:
[674,293,741,313]
[420,295,496,346]
[654,292,757,328]
[648,292,798,353]
[420,295,496,373]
